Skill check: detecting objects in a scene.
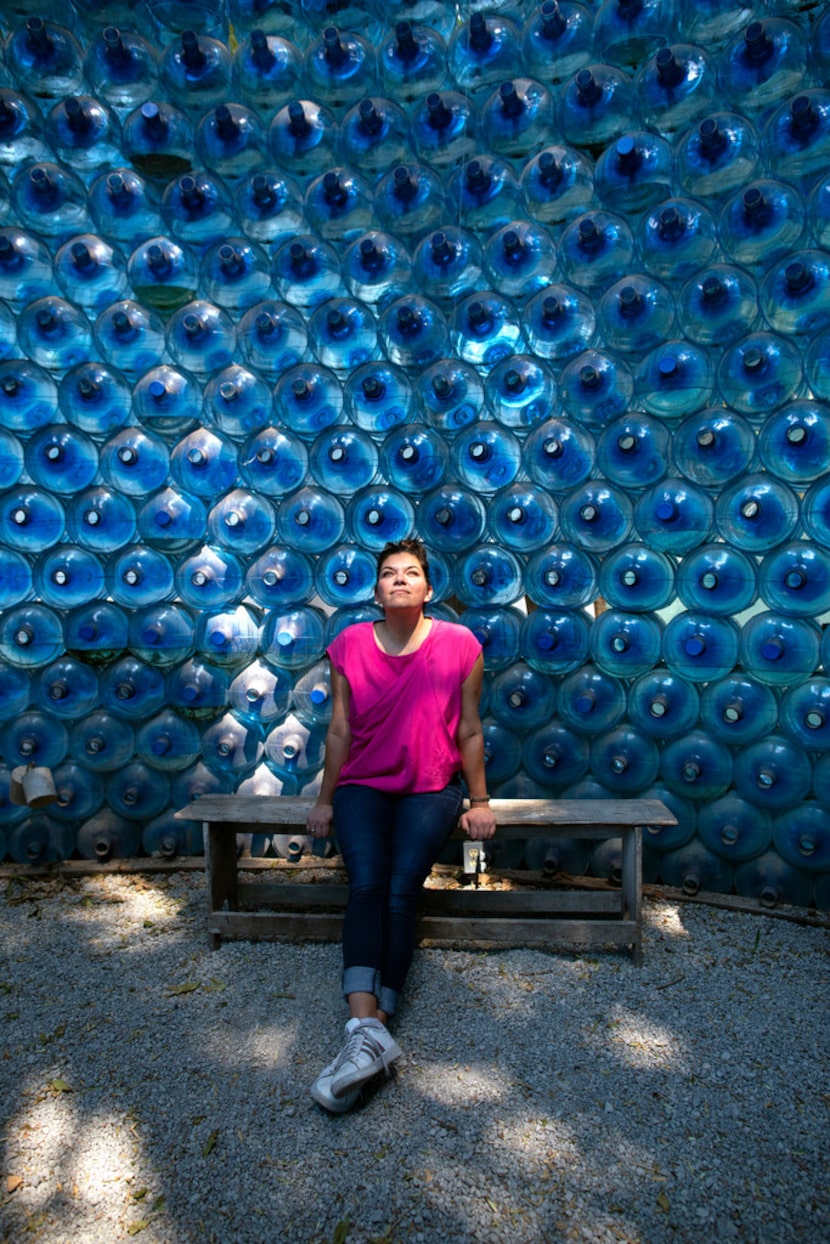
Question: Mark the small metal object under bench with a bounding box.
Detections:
[175,796,677,965]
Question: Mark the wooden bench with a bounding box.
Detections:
[176,795,677,965]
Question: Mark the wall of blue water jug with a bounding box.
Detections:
[0,0,828,909]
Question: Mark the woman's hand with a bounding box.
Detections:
[306,802,334,839]
[459,805,497,841]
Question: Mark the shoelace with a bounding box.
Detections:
[333,1026,392,1074]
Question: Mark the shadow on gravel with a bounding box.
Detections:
[1,875,828,1244]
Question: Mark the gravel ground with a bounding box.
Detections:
[0,872,827,1244]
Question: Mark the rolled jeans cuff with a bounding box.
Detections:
[378,985,399,1017]
[342,965,381,1000]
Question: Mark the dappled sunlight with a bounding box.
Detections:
[197,1016,301,1073]
[643,900,691,941]
[408,1057,513,1106]
[599,1006,690,1073]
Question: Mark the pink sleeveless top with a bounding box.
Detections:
[327,619,482,794]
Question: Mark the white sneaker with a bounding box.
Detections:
[310,1057,361,1114]
[329,1018,402,1099]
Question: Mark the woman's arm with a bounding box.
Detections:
[456,654,497,841]
[306,666,351,838]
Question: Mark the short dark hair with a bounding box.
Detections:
[375,538,431,586]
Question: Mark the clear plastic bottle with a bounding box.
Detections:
[131,364,201,443]
[88,167,163,248]
[233,29,302,113]
[195,103,268,186]
[627,669,699,740]
[596,411,669,491]
[635,43,715,135]
[519,142,594,227]
[738,612,821,689]
[44,94,122,184]
[716,331,803,418]
[345,484,415,550]
[523,722,590,791]
[678,263,759,348]
[596,273,675,355]
[203,364,272,443]
[410,89,477,171]
[379,294,450,369]
[379,423,448,495]
[373,162,447,241]
[339,96,410,178]
[675,111,759,201]
[273,362,344,440]
[121,99,194,184]
[661,612,740,684]
[780,682,830,755]
[32,545,105,611]
[759,542,830,619]
[699,675,778,748]
[676,543,758,616]
[558,63,633,156]
[523,416,595,494]
[165,299,236,377]
[199,238,272,316]
[758,400,830,487]
[341,230,413,309]
[65,485,137,554]
[599,542,675,612]
[137,485,207,553]
[100,425,170,497]
[418,483,487,553]
[378,20,448,102]
[486,482,558,551]
[484,354,556,433]
[593,0,671,69]
[718,19,807,122]
[6,16,84,100]
[558,348,634,431]
[245,544,314,610]
[558,210,635,294]
[304,166,375,244]
[11,161,90,245]
[416,358,483,437]
[412,227,483,310]
[344,360,413,438]
[53,234,130,314]
[17,296,93,376]
[83,26,160,117]
[559,481,634,553]
[718,178,806,277]
[521,608,590,676]
[160,29,233,116]
[733,737,813,812]
[267,98,337,184]
[444,154,522,237]
[235,170,305,247]
[521,1,592,85]
[64,600,130,666]
[303,25,375,110]
[173,545,246,610]
[0,228,52,311]
[524,543,599,610]
[760,250,830,339]
[678,0,755,48]
[715,473,800,553]
[635,340,714,418]
[594,131,673,215]
[308,425,379,496]
[451,291,523,371]
[482,220,555,306]
[169,426,239,498]
[451,421,522,495]
[521,283,596,362]
[127,234,196,315]
[271,233,344,311]
[480,78,555,168]
[0,87,48,170]
[447,11,522,100]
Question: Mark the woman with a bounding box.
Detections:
[306,537,497,1113]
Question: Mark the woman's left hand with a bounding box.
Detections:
[459,805,497,841]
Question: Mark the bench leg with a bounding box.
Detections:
[621,826,643,966]
[205,821,239,949]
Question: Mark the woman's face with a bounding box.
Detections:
[374,553,433,611]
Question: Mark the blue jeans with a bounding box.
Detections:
[332,779,463,1017]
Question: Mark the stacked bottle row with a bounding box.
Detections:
[0,0,827,906]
